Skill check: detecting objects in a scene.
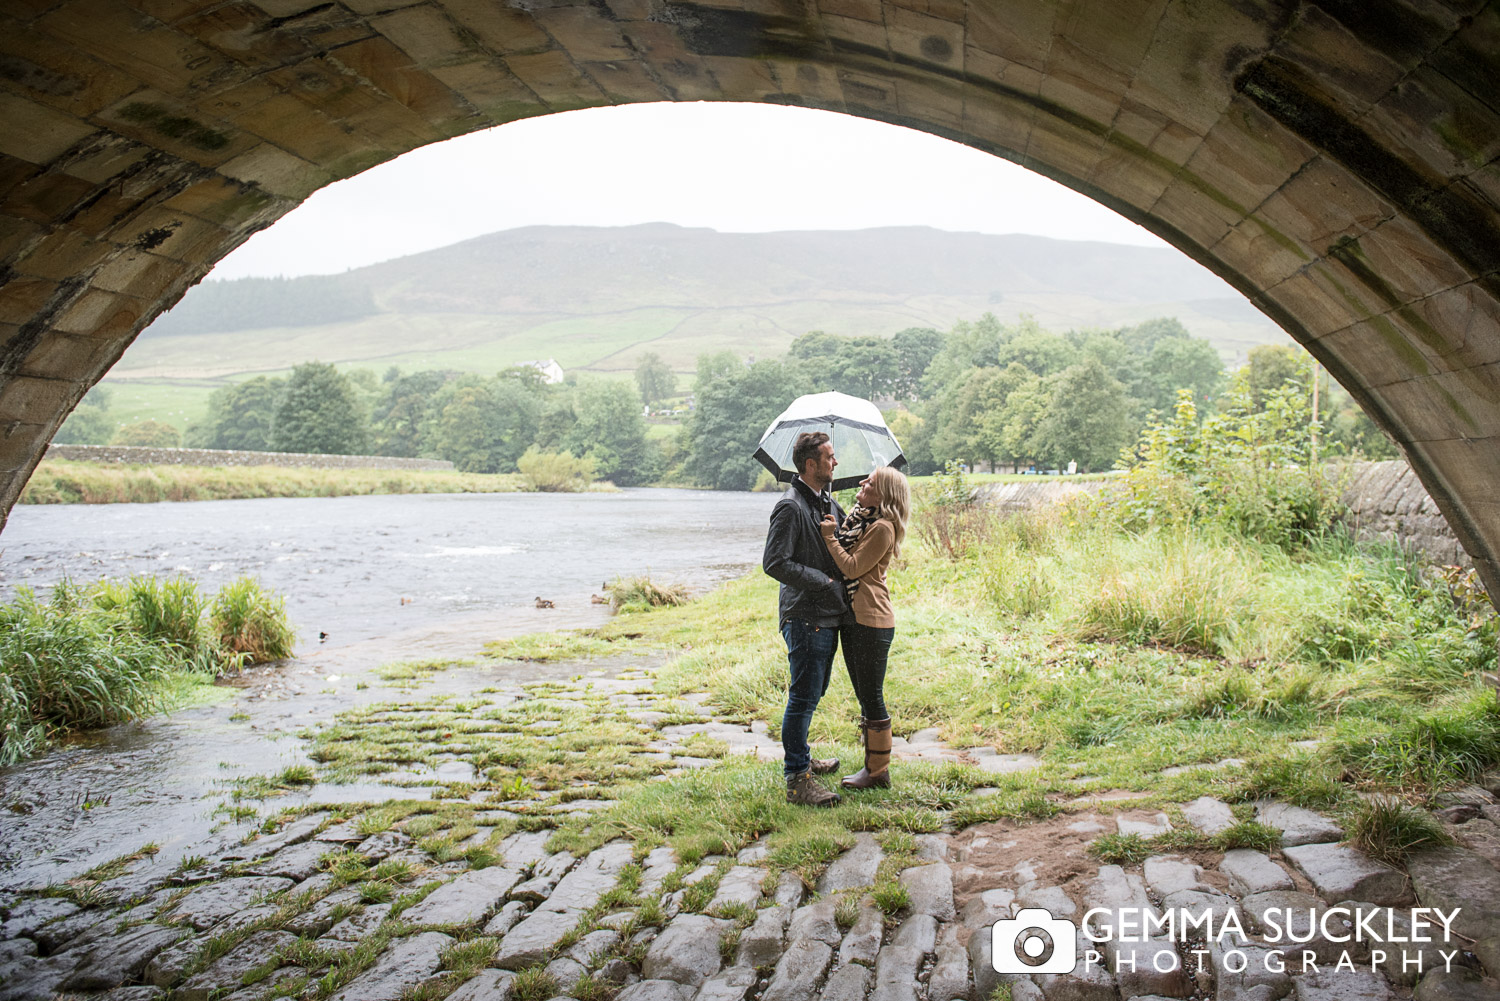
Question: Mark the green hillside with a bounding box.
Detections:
[99,224,1291,431]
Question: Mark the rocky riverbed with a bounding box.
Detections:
[3,660,1500,1001]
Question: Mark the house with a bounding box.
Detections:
[519,359,565,385]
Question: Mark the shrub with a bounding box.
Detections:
[517,447,596,492]
[211,577,296,664]
[111,418,182,448]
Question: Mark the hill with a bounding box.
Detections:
[113,225,1286,386]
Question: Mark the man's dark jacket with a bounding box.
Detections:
[763,476,849,628]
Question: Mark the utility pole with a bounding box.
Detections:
[1310,360,1321,463]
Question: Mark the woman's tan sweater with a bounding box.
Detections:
[820,517,896,628]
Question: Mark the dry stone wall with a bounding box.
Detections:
[977,461,1467,567]
[43,444,454,473]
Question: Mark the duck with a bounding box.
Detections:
[399,596,413,605]
[590,594,608,604]
[534,597,555,609]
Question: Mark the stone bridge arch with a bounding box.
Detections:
[1,0,1497,589]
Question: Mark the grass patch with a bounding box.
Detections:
[19,460,528,505]
[1345,796,1455,865]
[607,575,691,613]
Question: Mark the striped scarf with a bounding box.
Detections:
[834,504,879,601]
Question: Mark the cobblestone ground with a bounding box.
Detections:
[4,666,1500,1001]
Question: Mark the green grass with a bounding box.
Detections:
[258,493,1495,889]
[20,460,526,505]
[0,576,297,764]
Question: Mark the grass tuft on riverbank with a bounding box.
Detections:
[0,575,295,763]
[18,460,529,504]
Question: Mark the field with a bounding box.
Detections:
[19,461,527,504]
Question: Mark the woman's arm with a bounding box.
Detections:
[820,519,893,579]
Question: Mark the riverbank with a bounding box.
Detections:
[18,460,530,504]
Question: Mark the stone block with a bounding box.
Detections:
[1407,847,1500,943]
[761,938,832,1001]
[1219,850,1294,896]
[166,877,294,931]
[787,898,841,946]
[694,964,757,1001]
[817,833,883,893]
[641,913,723,986]
[327,931,450,1001]
[899,863,955,920]
[493,906,580,969]
[1182,797,1236,835]
[1282,843,1410,906]
[60,923,185,991]
[176,930,296,1001]
[838,902,884,966]
[400,867,523,927]
[734,902,787,966]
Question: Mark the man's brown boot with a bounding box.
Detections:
[810,755,840,774]
[786,770,841,807]
[841,717,892,789]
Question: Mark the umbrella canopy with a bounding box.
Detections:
[753,391,906,491]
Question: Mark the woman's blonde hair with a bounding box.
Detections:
[868,465,911,559]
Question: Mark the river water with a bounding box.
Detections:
[0,489,782,889]
[0,489,781,652]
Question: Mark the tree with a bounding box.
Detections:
[112,419,181,447]
[371,369,448,457]
[54,387,114,445]
[926,364,1029,469]
[426,376,540,473]
[695,351,743,387]
[892,328,944,399]
[1146,337,1224,413]
[634,353,677,406]
[1243,344,1310,408]
[832,337,900,399]
[686,358,811,490]
[566,379,656,486]
[194,376,285,451]
[271,362,368,455]
[1031,357,1133,471]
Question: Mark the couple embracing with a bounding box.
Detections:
[762,430,912,807]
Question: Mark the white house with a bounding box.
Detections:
[519,359,565,384]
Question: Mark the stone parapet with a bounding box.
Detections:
[42,444,454,472]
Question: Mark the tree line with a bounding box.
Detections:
[680,313,1395,489]
[57,312,1395,488]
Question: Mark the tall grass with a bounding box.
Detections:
[0,575,297,763]
[212,578,297,662]
[0,588,166,765]
[19,460,525,505]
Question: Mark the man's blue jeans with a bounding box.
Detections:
[781,619,840,780]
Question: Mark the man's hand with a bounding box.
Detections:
[819,514,837,537]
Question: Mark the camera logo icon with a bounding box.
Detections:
[991,908,1078,975]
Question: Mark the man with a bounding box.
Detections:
[763,430,849,806]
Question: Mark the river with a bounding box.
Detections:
[0,488,781,888]
[0,489,780,652]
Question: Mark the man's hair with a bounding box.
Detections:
[792,431,830,476]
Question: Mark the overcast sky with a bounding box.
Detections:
[213,102,1170,280]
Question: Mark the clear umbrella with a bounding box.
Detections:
[752,391,906,491]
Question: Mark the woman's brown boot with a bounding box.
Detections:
[842,717,892,789]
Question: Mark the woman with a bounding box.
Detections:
[819,464,911,789]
